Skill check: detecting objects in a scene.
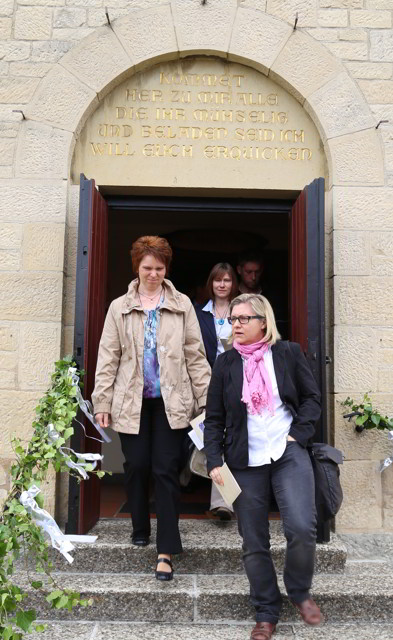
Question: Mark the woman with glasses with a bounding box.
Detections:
[203,293,322,640]
[195,262,238,520]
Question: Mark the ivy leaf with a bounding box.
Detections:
[63,427,74,440]
[46,589,63,603]
[31,581,43,589]
[96,471,105,479]
[371,414,381,426]
[15,609,36,632]
[355,415,368,426]
[55,594,70,609]
[35,493,44,509]
[34,624,47,632]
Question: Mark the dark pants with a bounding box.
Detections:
[118,397,185,554]
[232,441,317,625]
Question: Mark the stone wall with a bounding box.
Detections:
[0,0,392,530]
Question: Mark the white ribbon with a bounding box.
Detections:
[47,424,103,480]
[20,485,76,563]
[380,430,393,472]
[68,367,111,443]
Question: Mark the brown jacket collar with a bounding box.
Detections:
[122,278,187,314]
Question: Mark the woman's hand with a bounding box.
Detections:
[209,466,224,486]
[95,413,111,428]
[287,435,296,441]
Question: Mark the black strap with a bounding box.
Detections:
[157,556,173,568]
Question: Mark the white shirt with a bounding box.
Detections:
[202,299,232,358]
[245,347,293,466]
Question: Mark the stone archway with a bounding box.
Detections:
[11,1,386,529]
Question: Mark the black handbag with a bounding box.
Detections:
[308,442,344,522]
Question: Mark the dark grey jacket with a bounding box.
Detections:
[203,341,321,473]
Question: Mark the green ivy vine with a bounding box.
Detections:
[0,356,106,639]
[342,392,393,433]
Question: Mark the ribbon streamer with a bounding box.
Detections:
[380,430,393,472]
[68,367,111,443]
[47,424,103,480]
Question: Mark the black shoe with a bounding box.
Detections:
[155,556,173,581]
[131,535,150,547]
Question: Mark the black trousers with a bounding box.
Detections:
[118,397,186,554]
[232,441,317,625]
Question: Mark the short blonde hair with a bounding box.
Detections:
[229,293,281,346]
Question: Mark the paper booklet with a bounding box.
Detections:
[188,411,242,506]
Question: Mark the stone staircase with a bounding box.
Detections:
[23,519,393,639]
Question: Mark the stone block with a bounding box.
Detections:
[381,128,393,171]
[0,322,18,351]
[336,460,382,532]
[358,79,393,103]
[335,275,393,326]
[0,462,8,486]
[16,122,73,180]
[306,28,339,41]
[333,186,393,230]
[0,389,41,456]
[51,26,94,40]
[25,66,98,133]
[9,62,54,77]
[334,230,370,275]
[334,326,377,392]
[379,349,393,365]
[87,7,130,27]
[0,123,19,138]
[320,0,363,6]
[325,187,333,232]
[64,225,77,277]
[351,10,392,28]
[270,29,343,104]
[0,251,20,270]
[0,139,15,165]
[338,29,367,41]
[0,77,40,103]
[19,322,61,390]
[325,230,333,278]
[0,181,67,224]
[0,42,31,62]
[63,275,76,326]
[0,272,63,321]
[370,231,393,275]
[328,128,384,186]
[66,184,79,227]
[377,368,393,392]
[319,9,348,26]
[23,224,65,271]
[18,0,64,4]
[266,0,317,27]
[325,41,368,60]
[0,224,22,249]
[382,464,393,529]
[0,351,17,371]
[172,0,236,56]
[229,5,292,74]
[113,5,178,69]
[379,330,393,350]
[14,7,52,40]
[0,17,11,39]
[305,71,374,141]
[31,40,73,63]
[54,8,86,27]
[0,0,13,16]
[0,369,16,389]
[345,61,392,78]
[66,0,102,6]
[62,324,74,356]
[370,30,393,62]
[0,61,9,76]
[60,26,132,98]
[0,167,12,179]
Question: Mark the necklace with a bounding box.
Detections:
[214,302,230,326]
[138,286,163,302]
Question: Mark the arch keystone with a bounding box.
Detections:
[25,65,98,134]
[305,72,376,142]
[171,0,236,58]
[60,26,134,100]
[229,5,292,75]
[112,4,178,71]
[270,29,344,104]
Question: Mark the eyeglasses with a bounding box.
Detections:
[228,315,264,325]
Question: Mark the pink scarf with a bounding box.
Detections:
[233,339,274,416]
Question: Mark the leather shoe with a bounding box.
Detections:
[250,622,276,640]
[291,598,323,625]
[131,536,150,547]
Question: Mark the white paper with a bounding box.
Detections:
[213,462,242,506]
[189,429,204,451]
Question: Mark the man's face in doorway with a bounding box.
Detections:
[237,261,263,292]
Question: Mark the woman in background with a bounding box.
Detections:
[195,262,238,520]
[92,236,210,581]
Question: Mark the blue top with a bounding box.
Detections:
[142,308,161,398]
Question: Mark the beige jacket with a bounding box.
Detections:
[92,279,211,434]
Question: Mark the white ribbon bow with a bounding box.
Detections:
[380,430,393,472]
[68,367,111,443]
[47,424,103,480]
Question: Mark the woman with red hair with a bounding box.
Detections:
[92,235,210,580]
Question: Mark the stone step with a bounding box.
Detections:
[51,518,346,574]
[25,621,393,640]
[24,561,392,624]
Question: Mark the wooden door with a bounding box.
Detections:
[66,175,108,535]
[290,177,328,541]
